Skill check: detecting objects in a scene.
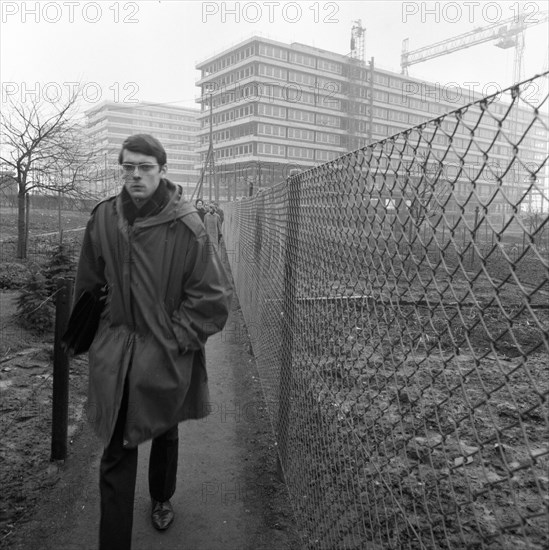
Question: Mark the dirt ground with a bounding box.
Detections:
[0,206,90,546]
[0,289,88,548]
[287,263,549,549]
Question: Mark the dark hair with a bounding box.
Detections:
[118,134,167,166]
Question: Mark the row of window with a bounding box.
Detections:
[134,110,198,123]
[208,79,343,112]
[201,103,341,128]
[213,82,321,107]
[318,59,343,75]
[256,104,341,128]
[202,121,344,146]
[259,44,287,61]
[168,163,199,172]
[259,44,334,72]
[207,43,348,78]
[202,46,254,76]
[210,63,380,102]
[170,153,200,162]
[521,150,546,161]
[215,144,253,159]
[102,125,197,144]
[258,123,341,145]
[258,143,337,162]
[208,63,343,100]
[205,104,254,126]
[100,118,198,134]
[206,64,254,90]
[138,121,198,135]
[89,116,198,134]
[203,142,338,163]
[259,64,286,80]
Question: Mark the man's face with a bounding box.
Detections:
[196,200,204,209]
[120,150,166,202]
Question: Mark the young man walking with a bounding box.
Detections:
[72,134,232,549]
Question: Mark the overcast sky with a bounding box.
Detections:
[1,0,548,112]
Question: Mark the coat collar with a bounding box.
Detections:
[121,179,171,225]
[115,179,196,231]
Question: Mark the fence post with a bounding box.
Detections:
[277,169,301,479]
[51,277,73,461]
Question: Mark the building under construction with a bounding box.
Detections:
[194,32,547,206]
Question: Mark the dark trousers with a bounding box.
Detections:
[98,387,179,550]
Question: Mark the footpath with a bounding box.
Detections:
[11,301,302,550]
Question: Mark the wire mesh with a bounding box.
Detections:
[223,74,549,550]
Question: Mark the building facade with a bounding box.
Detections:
[195,36,547,208]
[85,101,200,198]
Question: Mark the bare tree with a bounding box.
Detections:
[0,91,99,258]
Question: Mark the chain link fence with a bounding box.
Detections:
[222,74,549,549]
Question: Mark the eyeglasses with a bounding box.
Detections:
[120,163,159,175]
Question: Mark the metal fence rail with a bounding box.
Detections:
[222,74,549,550]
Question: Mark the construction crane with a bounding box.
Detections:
[401,11,549,84]
[346,20,368,150]
[350,19,365,62]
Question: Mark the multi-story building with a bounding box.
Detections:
[195,36,547,208]
[85,101,201,198]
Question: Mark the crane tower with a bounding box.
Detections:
[350,20,365,63]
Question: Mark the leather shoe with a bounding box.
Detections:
[151,499,174,531]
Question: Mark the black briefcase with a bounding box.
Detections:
[61,285,107,355]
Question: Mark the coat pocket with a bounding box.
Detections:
[154,305,181,352]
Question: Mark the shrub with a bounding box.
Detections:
[15,244,76,333]
[0,262,30,290]
[44,244,76,291]
[16,271,54,332]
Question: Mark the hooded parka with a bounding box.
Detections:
[74,180,232,448]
